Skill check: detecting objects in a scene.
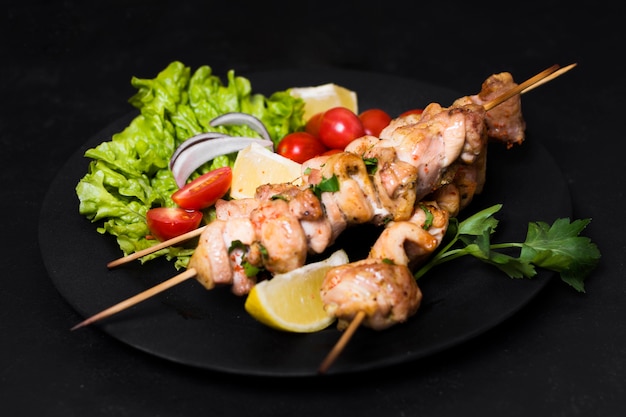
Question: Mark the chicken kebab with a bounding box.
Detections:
[187,71,526,331]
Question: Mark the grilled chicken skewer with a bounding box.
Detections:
[72,64,572,332]
[316,64,576,371]
[107,64,574,269]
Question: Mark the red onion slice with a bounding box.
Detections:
[169,134,273,188]
[169,132,229,169]
[210,112,271,142]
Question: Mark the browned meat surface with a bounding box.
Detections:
[321,259,422,330]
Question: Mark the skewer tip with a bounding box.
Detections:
[70,321,88,331]
[318,310,366,374]
[69,268,198,331]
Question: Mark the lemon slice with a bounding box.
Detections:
[244,249,349,333]
[290,83,358,120]
[230,142,303,199]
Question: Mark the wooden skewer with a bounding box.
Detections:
[107,225,207,269]
[482,63,560,111]
[520,63,577,94]
[316,62,577,374]
[70,268,197,330]
[318,311,365,374]
[106,63,577,271]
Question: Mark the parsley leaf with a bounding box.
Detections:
[419,203,434,230]
[518,218,601,292]
[310,174,339,198]
[414,204,601,292]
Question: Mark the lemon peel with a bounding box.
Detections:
[290,83,358,120]
[230,143,303,200]
[244,249,349,332]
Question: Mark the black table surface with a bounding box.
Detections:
[3,1,625,416]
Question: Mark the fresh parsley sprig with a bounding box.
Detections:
[414,204,601,292]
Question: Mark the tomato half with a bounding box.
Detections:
[146,207,203,242]
[277,132,328,163]
[359,108,392,137]
[171,166,232,210]
[318,107,365,150]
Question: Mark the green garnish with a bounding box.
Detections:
[270,194,289,201]
[414,204,601,292]
[419,203,434,230]
[259,243,269,260]
[310,174,340,198]
[242,261,261,278]
[229,240,263,277]
[228,240,246,252]
[363,157,378,175]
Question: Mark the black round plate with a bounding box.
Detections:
[39,69,571,377]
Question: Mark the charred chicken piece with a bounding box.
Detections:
[321,259,422,331]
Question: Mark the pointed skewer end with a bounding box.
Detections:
[70,321,87,331]
[68,268,198,331]
[318,310,366,374]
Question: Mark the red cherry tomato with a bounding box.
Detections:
[171,166,232,210]
[358,108,392,137]
[321,148,343,156]
[399,108,424,118]
[305,112,324,138]
[318,107,365,150]
[277,132,328,164]
[146,207,203,242]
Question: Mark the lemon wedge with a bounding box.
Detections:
[290,83,358,120]
[230,142,303,199]
[244,249,349,333]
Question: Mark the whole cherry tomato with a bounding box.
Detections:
[277,131,328,163]
[305,112,324,138]
[146,207,203,242]
[318,107,365,150]
[399,108,424,118]
[171,166,232,210]
[321,148,343,156]
[358,108,392,137]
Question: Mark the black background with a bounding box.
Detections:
[2,1,624,416]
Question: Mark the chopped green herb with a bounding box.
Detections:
[363,157,378,175]
[310,174,340,198]
[242,261,261,277]
[271,194,289,201]
[228,240,246,253]
[419,203,434,230]
[259,243,269,260]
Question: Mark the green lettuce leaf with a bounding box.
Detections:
[76,61,305,268]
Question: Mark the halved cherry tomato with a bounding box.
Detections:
[305,112,324,138]
[359,108,392,137]
[277,132,328,163]
[318,107,365,150]
[399,108,424,118]
[146,207,203,242]
[171,166,232,210]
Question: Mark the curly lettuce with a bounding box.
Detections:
[76,61,305,268]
